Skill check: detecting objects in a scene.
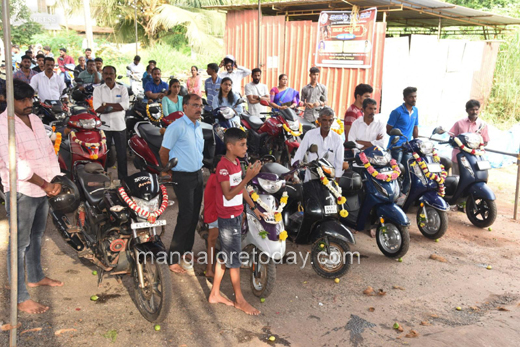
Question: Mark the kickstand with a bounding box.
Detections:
[115,275,123,285]
[97,269,105,287]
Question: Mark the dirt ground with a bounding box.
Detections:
[1,164,520,347]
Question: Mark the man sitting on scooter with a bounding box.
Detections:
[292,107,344,182]
[449,99,490,175]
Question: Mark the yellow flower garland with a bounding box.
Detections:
[247,186,289,242]
[332,119,345,136]
[282,123,303,137]
[316,167,349,217]
[146,104,163,122]
[279,230,288,241]
[54,132,62,155]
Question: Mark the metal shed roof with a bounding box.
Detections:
[205,0,520,27]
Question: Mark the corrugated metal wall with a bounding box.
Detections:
[224,10,386,116]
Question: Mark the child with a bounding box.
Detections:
[203,155,222,279]
[208,128,264,315]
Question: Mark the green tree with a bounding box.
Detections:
[0,0,42,46]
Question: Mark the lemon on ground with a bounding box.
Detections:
[154,324,161,331]
[90,295,99,301]
[260,298,266,303]
[269,336,276,342]
[456,306,462,311]
[393,322,400,329]
[92,270,97,275]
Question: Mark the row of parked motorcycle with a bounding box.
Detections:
[0,75,497,323]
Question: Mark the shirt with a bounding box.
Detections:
[30,72,66,102]
[57,55,75,73]
[348,117,386,149]
[161,115,204,172]
[449,117,490,162]
[73,64,86,79]
[212,92,244,115]
[204,173,218,223]
[77,70,102,84]
[218,66,252,94]
[301,83,328,122]
[126,62,145,79]
[142,73,152,89]
[204,76,221,112]
[292,127,344,182]
[344,104,363,125]
[244,82,269,117]
[32,66,43,73]
[13,69,37,84]
[387,103,419,148]
[215,157,244,219]
[162,95,183,116]
[145,80,169,102]
[0,111,61,197]
[93,83,130,132]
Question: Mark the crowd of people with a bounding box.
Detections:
[0,44,490,316]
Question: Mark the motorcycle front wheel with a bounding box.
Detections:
[132,254,172,323]
[417,207,448,239]
[376,223,410,259]
[466,197,497,228]
[311,237,351,279]
[249,249,276,298]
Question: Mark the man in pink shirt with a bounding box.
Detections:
[449,99,490,175]
[58,47,75,87]
[0,80,63,314]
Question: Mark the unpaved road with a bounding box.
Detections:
[1,165,520,347]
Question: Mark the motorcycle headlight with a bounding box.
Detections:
[79,118,97,129]
[287,119,300,131]
[368,152,391,166]
[258,178,285,194]
[419,141,434,155]
[321,165,335,178]
[464,133,482,149]
[132,195,160,213]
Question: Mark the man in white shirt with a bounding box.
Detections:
[126,55,145,96]
[218,54,251,94]
[93,66,130,179]
[348,98,385,150]
[30,57,66,102]
[244,68,269,118]
[292,107,344,182]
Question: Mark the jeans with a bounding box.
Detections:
[217,214,243,269]
[6,192,49,303]
[391,148,412,194]
[105,130,128,180]
[169,170,203,264]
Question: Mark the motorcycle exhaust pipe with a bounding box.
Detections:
[49,207,85,251]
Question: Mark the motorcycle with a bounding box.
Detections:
[33,92,70,127]
[48,158,177,322]
[431,127,497,228]
[212,105,244,156]
[268,144,356,279]
[341,142,410,258]
[390,128,450,239]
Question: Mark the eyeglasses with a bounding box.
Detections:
[189,103,203,109]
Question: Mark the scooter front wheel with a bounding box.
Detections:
[376,223,410,259]
[466,197,497,228]
[417,207,448,239]
[249,251,276,298]
[311,237,351,279]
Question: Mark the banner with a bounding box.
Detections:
[315,8,378,69]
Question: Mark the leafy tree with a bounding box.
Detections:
[0,0,43,46]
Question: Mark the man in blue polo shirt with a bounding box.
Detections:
[144,67,168,103]
[386,86,419,194]
[159,94,204,274]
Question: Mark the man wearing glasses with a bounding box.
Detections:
[160,94,204,274]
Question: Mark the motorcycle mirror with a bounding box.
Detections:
[161,88,166,93]
[237,97,247,105]
[163,158,178,172]
[117,75,123,79]
[126,66,131,70]
[432,126,445,135]
[391,136,400,145]
[344,141,357,149]
[169,75,175,80]
[319,95,326,102]
[389,128,403,137]
[308,144,318,154]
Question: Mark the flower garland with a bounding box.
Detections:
[146,104,163,123]
[51,126,62,155]
[118,185,168,223]
[282,123,303,137]
[454,136,485,156]
[316,167,349,218]
[70,130,107,160]
[411,150,447,197]
[332,119,345,136]
[247,186,289,241]
[359,152,400,182]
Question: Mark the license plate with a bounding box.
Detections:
[131,219,167,230]
[427,163,442,173]
[477,160,491,170]
[325,205,337,215]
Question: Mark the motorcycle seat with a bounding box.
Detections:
[70,106,89,116]
[444,175,459,196]
[440,157,452,172]
[261,162,290,177]
[339,170,362,193]
[138,122,163,150]
[299,117,316,136]
[242,114,264,130]
[76,164,110,206]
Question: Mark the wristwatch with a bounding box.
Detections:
[250,205,256,211]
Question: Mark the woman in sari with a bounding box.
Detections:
[270,74,300,110]
[186,65,202,96]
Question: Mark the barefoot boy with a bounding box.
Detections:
[208,128,263,315]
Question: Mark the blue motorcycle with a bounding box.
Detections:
[432,127,497,228]
[390,128,450,239]
[341,143,410,259]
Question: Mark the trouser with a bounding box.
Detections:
[391,148,412,194]
[6,193,49,303]
[169,170,203,264]
[105,130,128,180]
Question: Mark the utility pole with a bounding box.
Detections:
[83,0,95,52]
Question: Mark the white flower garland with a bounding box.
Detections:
[454,136,485,156]
[246,186,288,216]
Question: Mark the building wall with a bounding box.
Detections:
[225,10,386,117]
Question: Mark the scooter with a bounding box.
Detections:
[267,145,356,279]
[431,127,497,228]
[212,105,244,156]
[341,142,410,258]
[389,128,450,239]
